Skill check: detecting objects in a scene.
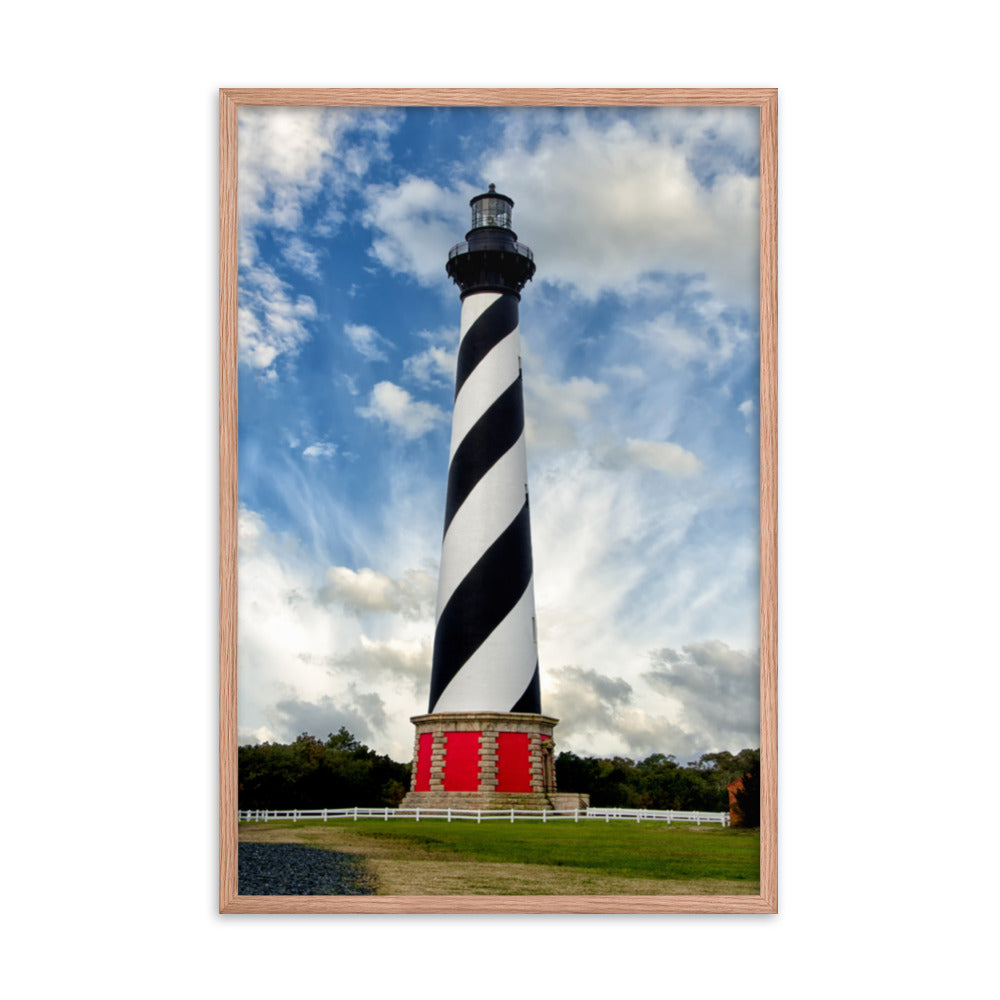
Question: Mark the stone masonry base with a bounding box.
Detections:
[399,711,589,811]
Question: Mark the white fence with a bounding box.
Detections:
[237,806,729,826]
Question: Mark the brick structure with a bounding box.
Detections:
[400,712,586,810]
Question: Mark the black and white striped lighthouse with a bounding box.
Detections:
[401,186,582,811]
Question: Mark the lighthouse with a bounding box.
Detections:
[401,185,581,811]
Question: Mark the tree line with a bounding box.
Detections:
[556,747,760,818]
[238,729,410,810]
[238,730,759,824]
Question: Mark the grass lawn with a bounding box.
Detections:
[239,818,760,896]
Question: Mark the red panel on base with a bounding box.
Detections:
[444,731,481,791]
[415,732,433,792]
[496,732,532,792]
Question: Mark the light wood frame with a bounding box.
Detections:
[220,88,777,914]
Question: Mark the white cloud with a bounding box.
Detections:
[596,437,703,478]
[361,109,759,307]
[302,441,337,460]
[238,263,317,373]
[237,108,402,377]
[281,236,322,278]
[607,364,648,384]
[403,332,457,387]
[238,506,433,759]
[319,565,436,619]
[481,109,760,306]
[362,176,468,285]
[523,363,609,449]
[343,322,389,362]
[338,635,432,687]
[628,301,751,370]
[239,107,397,236]
[739,398,756,435]
[357,381,446,438]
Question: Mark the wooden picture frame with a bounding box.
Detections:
[220,88,777,914]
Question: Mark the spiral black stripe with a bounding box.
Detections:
[442,374,524,535]
[429,501,533,711]
[510,663,541,713]
[454,295,519,399]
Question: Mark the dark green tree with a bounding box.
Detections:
[238,730,411,809]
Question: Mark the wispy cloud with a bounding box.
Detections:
[319,565,436,619]
[523,363,609,450]
[239,107,399,236]
[344,322,390,362]
[281,236,322,279]
[238,263,317,374]
[597,437,703,477]
[302,441,337,460]
[238,506,433,758]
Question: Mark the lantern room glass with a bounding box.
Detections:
[471,195,512,231]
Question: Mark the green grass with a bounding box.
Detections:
[244,818,759,884]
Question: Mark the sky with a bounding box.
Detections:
[237,105,761,764]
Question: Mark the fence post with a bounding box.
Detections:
[574,809,578,823]
[510,808,515,824]
[322,809,327,822]
[448,808,452,823]
[354,807,358,822]
[637,811,641,823]
[697,814,701,825]
[606,812,609,823]
[385,807,389,822]
[416,808,420,823]
[477,810,481,824]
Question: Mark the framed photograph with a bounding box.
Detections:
[220,88,777,914]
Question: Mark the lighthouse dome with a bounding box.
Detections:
[470,183,514,231]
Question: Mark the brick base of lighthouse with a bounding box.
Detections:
[399,712,588,811]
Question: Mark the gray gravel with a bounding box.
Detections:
[238,842,376,896]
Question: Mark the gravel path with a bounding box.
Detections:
[238,842,376,896]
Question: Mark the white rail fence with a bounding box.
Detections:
[237,806,730,826]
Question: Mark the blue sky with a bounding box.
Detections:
[237,105,761,763]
